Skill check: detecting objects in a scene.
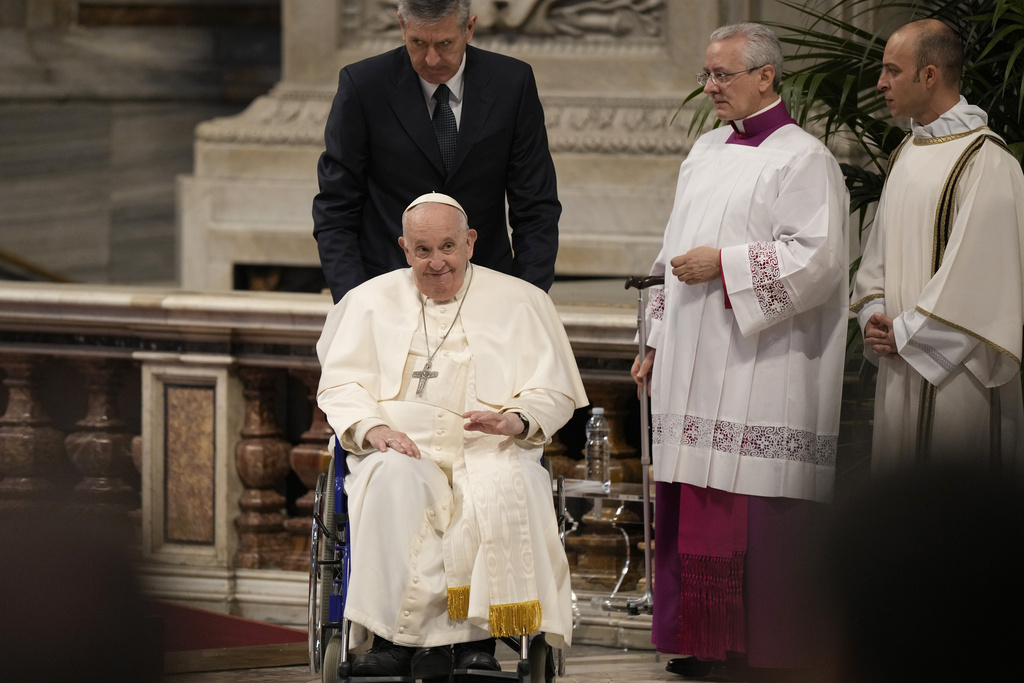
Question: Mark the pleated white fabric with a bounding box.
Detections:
[646,125,849,504]
[852,107,1024,472]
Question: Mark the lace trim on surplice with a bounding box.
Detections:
[652,413,837,467]
[647,287,665,321]
[749,241,795,323]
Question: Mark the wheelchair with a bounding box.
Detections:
[308,439,567,683]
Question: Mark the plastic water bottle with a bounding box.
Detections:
[585,407,611,493]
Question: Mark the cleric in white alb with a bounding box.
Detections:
[851,19,1024,471]
[633,23,849,676]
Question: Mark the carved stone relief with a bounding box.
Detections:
[343,0,665,41]
[195,86,691,156]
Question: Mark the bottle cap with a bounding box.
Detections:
[592,407,604,415]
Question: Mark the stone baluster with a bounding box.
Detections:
[234,366,292,568]
[282,368,334,571]
[0,354,68,513]
[64,359,137,523]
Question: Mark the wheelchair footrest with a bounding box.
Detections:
[452,669,519,681]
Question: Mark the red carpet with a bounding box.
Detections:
[147,601,306,652]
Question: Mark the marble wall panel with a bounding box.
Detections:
[164,384,216,545]
[141,357,244,568]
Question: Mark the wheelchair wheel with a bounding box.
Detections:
[527,634,554,683]
[322,633,344,683]
[308,470,328,673]
[318,458,339,660]
[308,457,339,674]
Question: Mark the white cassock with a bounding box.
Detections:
[316,265,588,649]
[647,124,849,504]
[851,97,1024,472]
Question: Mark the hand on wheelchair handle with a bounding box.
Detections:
[367,424,421,459]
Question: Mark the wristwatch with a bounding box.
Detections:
[513,412,530,437]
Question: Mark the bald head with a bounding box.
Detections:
[878,19,963,124]
[897,19,963,92]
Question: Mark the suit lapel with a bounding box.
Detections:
[451,46,495,178]
[386,49,447,176]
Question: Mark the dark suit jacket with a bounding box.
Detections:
[312,44,561,303]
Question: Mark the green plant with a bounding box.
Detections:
[773,0,1024,170]
[682,1,1024,213]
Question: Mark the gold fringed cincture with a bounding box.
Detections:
[447,585,471,621]
[488,600,542,637]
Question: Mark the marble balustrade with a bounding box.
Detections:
[0,280,650,640]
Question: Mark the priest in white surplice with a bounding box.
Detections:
[851,19,1024,472]
[632,23,848,677]
[316,193,588,679]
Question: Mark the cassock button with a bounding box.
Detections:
[404,610,410,617]
[399,627,406,633]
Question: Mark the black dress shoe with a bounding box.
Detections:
[454,638,501,671]
[666,657,717,678]
[411,645,453,679]
[350,636,415,677]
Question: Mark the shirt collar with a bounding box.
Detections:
[726,98,795,146]
[912,95,989,139]
[420,52,467,104]
[731,97,783,134]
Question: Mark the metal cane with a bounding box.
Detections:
[623,274,663,616]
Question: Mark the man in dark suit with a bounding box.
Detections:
[313,0,561,303]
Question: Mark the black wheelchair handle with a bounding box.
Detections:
[624,275,665,290]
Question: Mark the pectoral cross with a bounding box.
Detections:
[412,360,439,396]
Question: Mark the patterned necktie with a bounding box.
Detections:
[432,83,457,175]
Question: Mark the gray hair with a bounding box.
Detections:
[397,0,471,28]
[709,22,784,91]
[402,201,470,239]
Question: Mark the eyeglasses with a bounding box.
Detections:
[696,65,767,87]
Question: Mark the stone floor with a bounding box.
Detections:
[160,644,825,683]
[162,645,690,683]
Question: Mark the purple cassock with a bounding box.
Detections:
[652,100,826,670]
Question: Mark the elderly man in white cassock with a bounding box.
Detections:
[632,22,849,680]
[316,192,588,680]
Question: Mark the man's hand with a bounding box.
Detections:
[366,425,421,459]
[670,246,721,285]
[463,411,525,437]
[631,347,656,399]
[864,312,900,360]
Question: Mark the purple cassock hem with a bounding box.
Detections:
[652,482,823,669]
[726,100,797,147]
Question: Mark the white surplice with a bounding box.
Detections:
[647,124,849,504]
[851,98,1024,472]
[316,266,588,649]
